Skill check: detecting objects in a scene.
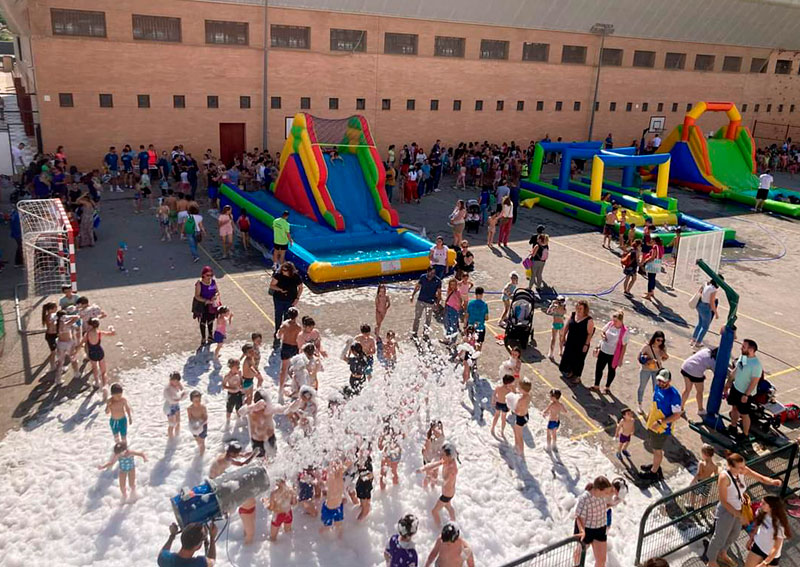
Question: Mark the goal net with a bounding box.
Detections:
[17,199,76,296]
[671,230,724,289]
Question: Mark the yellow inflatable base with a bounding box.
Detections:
[521,198,539,209]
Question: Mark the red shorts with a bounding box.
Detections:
[271,510,293,527]
[238,506,256,515]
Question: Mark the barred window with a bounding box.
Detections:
[137,94,150,108]
[330,28,365,52]
[609,102,617,112]
[51,8,106,37]
[300,97,311,110]
[430,99,439,111]
[99,94,113,108]
[516,100,524,111]
[132,14,181,42]
[750,58,768,73]
[382,99,391,110]
[496,100,504,111]
[174,95,185,109]
[271,96,281,109]
[536,100,544,111]
[384,32,417,55]
[434,36,465,58]
[664,52,686,70]
[694,54,715,71]
[601,48,623,67]
[453,100,462,111]
[775,59,792,75]
[480,39,508,60]
[240,96,251,109]
[206,20,248,45]
[59,93,73,107]
[555,101,563,111]
[522,42,548,62]
[791,104,796,112]
[271,25,308,49]
[207,95,219,109]
[633,50,656,68]
[356,98,366,110]
[329,97,339,110]
[562,45,587,64]
[722,56,742,73]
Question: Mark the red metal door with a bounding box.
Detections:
[219,123,246,166]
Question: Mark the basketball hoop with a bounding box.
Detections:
[648,115,667,134]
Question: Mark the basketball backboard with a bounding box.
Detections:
[649,115,666,133]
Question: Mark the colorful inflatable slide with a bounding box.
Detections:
[220,114,453,283]
[520,142,737,246]
[655,101,800,217]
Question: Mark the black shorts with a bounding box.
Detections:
[728,387,753,416]
[515,413,529,427]
[142,186,152,196]
[274,243,288,251]
[495,401,509,412]
[280,343,299,361]
[45,332,58,352]
[575,523,607,544]
[756,189,769,201]
[226,391,244,414]
[751,541,780,565]
[603,224,615,236]
[356,479,373,500]
[476,329,486,344]
[439,495,453,503]
[681,369,706,383]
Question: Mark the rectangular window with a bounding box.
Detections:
[600,48,623,67]
[99,94,113,108]
[496,100,504,111]
[672,102,679,112]
[555,101,563,111]
[626,102,633,112]
[382,98,391,110]
[792,104,796,113]
[722,56,742,72]
[522,42,549,62]
[384,32,417,55]
[206,20,249,45]
[594,101,599,111]
[453,100,462,111]
[240,96,251,109]
[750,58,768,73]
[516,100,524,111]
[173,95,185,108]
[434,36,465,58]
[741,103,748,112]
[58,93,73,107]
[137,94,150,108]
[330,28,366,52]
[664,52,686,70]
[561,45,587,64]
[430,99,439,111]
[300,97,311,110]
[51,8,106,37]
[687,103,693,111]
[406,99,415,111]
[778,104,784,113]
[754,103,760,112]
[657,102,664,112]
[766,103,772,113]
[609,102,617,112]
[356,98,366,110]
[271,96,281,109]
[480,39,509,60]
[536,100,544,111]
[475,100,484,111]
[641,102,648,112]
[694,54,715,71]
[573,101,581,111]
[207,95,219,109]
[329,97,339,110]
[270,24,308,49]
[775,59,792,74]
[633,50,656,68]
[132,14,181,42]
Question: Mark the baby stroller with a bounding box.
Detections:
[504,288,536,349]
[465,199,481,234]
[749,377,799,433]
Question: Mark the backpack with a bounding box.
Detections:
[184,214,197,236]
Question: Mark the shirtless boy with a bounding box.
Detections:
[186,391,209,455]
[106,383,133,442]
[237,390,284,457]
[222,358,244,423]
[417,442,459,526]
[265,478,297,541]
[513,378,532,456]
[490,375,515,437]
[240,344,263,405]
[424,522,475,567]
[277,307,301,402]
[320,457,350,538]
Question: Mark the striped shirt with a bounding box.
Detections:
[575,491,608,529]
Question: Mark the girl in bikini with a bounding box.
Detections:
[546,295,567,360]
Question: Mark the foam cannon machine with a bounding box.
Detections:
[171,464,270,527]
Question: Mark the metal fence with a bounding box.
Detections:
[499,535,585,567]
[752,120,800,147]
[635,442,799,565]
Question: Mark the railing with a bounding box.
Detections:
[635,442,799,565]
[498,535,585,567]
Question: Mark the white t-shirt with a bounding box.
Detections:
[753,515,784,557]
[599,324,628,355]
[653,136,662,148]
[700,283,716,304]
[430,245,448,266]
[759,173,773,190]
[11,146,24,168]
[407,170,418,182]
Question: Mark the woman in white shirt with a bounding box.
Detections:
[591,311,628,394]
[691,280,718,348]
[497,196,514,246]
[746,495,791,566]
[429,236,449,279]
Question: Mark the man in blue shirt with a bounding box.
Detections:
[137,144,149,174]
[641,369,682,481]
[723,339,762,437]
[157,522,216,566]
[103,146,121,192]
[466,287,489,349]
[410,266,441,338]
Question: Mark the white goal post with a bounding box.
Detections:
[17,199,76,296]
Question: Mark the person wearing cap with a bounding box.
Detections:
[641,369,682,481]
[424,522,474,567]
[272,210,292,268]
[527,225,550,290]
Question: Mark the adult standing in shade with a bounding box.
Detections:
[410,266,442,340]
[527,225,550,290]
[559,300,595,384]
[270,261,303,347]
[272,210,292,269]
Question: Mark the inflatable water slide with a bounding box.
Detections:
[520,142,738,246]
[654,101,800,217]
[220,114,453,283]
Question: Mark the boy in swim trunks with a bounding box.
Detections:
[490,375,515,437]
[186,390,208,455]
[277,307,301,402]
[297,466,320,516]
[615,408,636,459]
[164,189,178,236]
[266,478,297,541]
[240,344,262,405]
[208,441,255,479]
[251,331,263,371]
[106,383,132,442]
[544,389,564,452]
[223,358,244,423]
[320,458,349,538]
[176,192,189,239]
[354,323,377,378]
[163,371,186,438]
[417,442,459,527]
[513,378,532,456]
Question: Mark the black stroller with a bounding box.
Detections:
[504,289,536,349]
[465,199,481,233]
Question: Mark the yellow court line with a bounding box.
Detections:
[199,244,275,325]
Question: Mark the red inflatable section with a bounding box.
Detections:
[274,155,317,223]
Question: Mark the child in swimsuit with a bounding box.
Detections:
[163,371,186,438]
[375,284,391,337]
[97,441,147,502]
[354,324,377,379]
[222,358,244,423]
[546,295,567,360]
[212,305,232,360]
[614,408,636,459]
[383,330,399,367]
[265,478,297,541]
[80,317,115,394]
[41,302,60,371]
[297,316,327,358]
[240,344,262,405]
[421,421,446,489]
[379,424,403,489]
[689,444,718,509]
[106,383,133,442]
[490,375,516,437]
[54,309,81,384]
[297,466,319,516]
[278,307,302,403]
[500,272,519,324]
[186,390,208,455]
[157,202,171,241]
[513,378,532,456]
[544,389,565,451]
